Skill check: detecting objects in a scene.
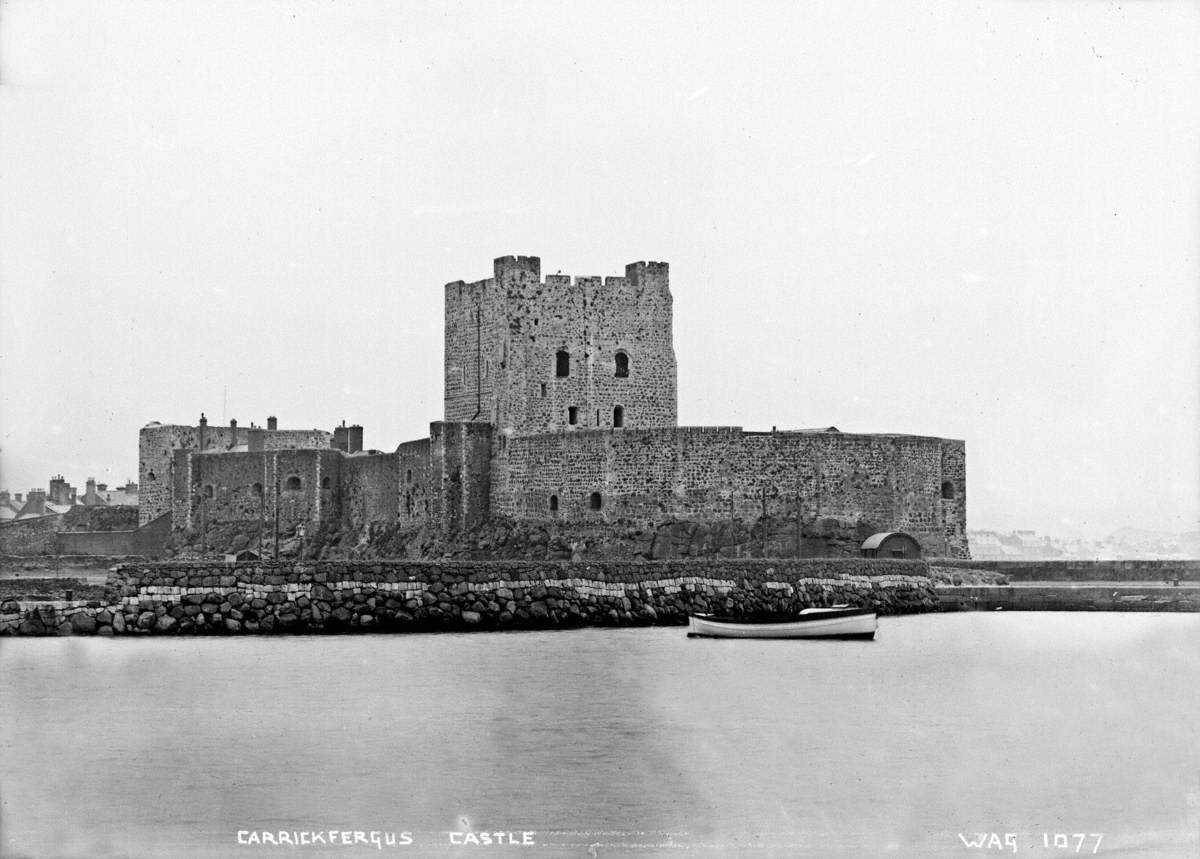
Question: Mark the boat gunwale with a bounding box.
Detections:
[689,607,876,625]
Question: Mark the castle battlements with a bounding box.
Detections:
[446,257,670,292]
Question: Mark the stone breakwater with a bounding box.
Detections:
[0,559,935,636]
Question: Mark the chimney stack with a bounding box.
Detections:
[348,424,364,454]
[333,421,349,452]
[267,415,278,431]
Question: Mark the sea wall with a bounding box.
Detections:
[0,558,934,636]
[938,584,1200,612]
[932,559,1200,582]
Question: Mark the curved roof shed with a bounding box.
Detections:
[861,531,923,559]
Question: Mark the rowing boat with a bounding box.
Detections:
[686,606,877,639]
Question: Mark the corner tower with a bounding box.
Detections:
[443,255,678,436]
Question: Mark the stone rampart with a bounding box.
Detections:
[0,558,934,636]
[498,427,968,557]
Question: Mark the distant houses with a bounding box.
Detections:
[0,476,138,522]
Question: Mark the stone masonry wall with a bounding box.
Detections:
[430,422,492,536]
[0,558,934,636]
[932,558,1200,582]
[56,530,136,556]
[139,423,334,525]
[444,256,678,437]
[171,449,342,538]
[0,515,66,556]
[340,453,399,535]
[496,427,968,557]
[397,438,432,529]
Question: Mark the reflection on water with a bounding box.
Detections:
[2,613,1198,858]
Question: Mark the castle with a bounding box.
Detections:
[139,256,968,558]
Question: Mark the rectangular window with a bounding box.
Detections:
[568,406,578,425]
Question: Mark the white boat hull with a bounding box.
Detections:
[687,607,877,640]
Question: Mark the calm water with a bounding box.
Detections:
[2,613,1198,858]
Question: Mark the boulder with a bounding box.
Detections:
[137,611,157,630]
[112,612,126,633]
[70,612,97,634]
[461,610,482,624]
[154,615,177,632]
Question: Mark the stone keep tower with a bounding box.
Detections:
[444,255,678,437]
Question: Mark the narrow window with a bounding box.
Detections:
[941,481,955,500]
[285,476,302,491]
[615,351,630,378]
[589,491,602,510]
[568,406,578,425]
[252,482,263,497]
[549,494,559,512]
[405,469,413,483]
[147,471,156,481]
[613,405,624,428]
[556,350,570,377]
[540,382,547,398]
[203,484,214,499]
[321,476,331,490]
[595,409,600,426]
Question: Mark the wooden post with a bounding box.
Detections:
[273,477,280,561]
[795,490,802,559]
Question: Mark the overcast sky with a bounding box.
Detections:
[1,1,1197,539]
